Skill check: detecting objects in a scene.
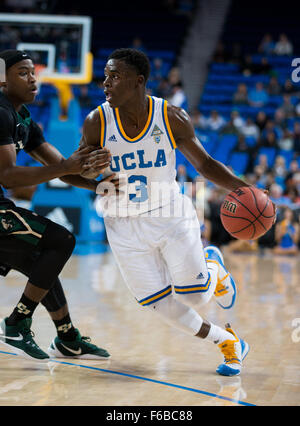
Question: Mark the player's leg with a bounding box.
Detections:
[156,199,247,375]
[147,294,249,376]
[160,198,236,310]
[0,221,110,360]
[105,215,248,376]
[43,282,110,360]
[0,207,75,360]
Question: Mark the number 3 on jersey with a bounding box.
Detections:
[128,175,148,202]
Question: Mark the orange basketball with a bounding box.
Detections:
[220,186,276,240]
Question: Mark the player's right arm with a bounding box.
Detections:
[79,108,111,178]
[0,108,97,189]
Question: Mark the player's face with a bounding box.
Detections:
[4,59,38,104]
[103,59,141,108]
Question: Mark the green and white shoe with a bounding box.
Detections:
[0,317,49,360]
[48,329,110,360]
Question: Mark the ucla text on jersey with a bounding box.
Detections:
[97,96,181,217]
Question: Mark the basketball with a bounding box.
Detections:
[220,186,276,240]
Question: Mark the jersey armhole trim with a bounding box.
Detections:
[97,105,106,148]
[162,100,177,149]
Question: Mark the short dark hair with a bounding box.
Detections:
[108,48,151,83]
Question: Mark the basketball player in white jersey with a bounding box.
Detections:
[81,49,250,376]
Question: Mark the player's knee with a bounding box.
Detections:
[42,221,76,254]
[178,290,211,309]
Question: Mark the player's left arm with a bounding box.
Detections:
[168,104,250,192]
[29,142,115,192]
[28,142,97,190]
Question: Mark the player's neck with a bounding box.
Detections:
[3,90,23,112]
[118,93,149,128]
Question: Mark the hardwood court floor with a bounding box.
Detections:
[0,249,299,406]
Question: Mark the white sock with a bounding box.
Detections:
[206,323,234,345]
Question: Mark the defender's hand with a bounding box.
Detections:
[81,147,111,178]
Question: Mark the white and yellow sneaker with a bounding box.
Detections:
[204,245,237,309]
[216,324,249,376]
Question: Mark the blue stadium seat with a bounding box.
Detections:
[229,152,249,174]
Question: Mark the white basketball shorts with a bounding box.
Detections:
[104,195,211,306]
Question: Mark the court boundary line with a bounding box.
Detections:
[0,350,255,406]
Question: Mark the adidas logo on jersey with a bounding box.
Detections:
[108,135,117,142]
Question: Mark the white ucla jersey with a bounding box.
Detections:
[97,95,180,217]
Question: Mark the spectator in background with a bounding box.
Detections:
[284,187,300,205]
[267,76,282,96]
[151,57,165,83]
[253,164,274,189]
[274,155,287,179]
[278,129,294,151]
[240,54,257,76]
[248,82,269,107]
[274,108,288,130]
[190,109,207,130]
[232,83,249,105]
[131,36,147,54]
[78,85,92,109]
[156,77,172,99]
[256,153,270,174]
[285,160,300,193]
[274,33,293,56]
[240,117,260,140]
[167,82,188,110]
[176,164,193,193]
[240,55,272,76]
[212,41,230,63]
[293,122,300,154]
[259,130,278,150]
[231,109,245,130]
[206,110,226,132]
[283,78,298,95]
[220,116,240,135]
[280,94,296,118]
[258,33,275,55]
[262,119,283,140]
[229,42,243,65]
[168,66,181,86]
[255,110,268,131]
[269,183,291,206]
[273,207,299,255]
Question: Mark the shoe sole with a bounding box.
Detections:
[205,246,237,309]
[216,341,249,377]
[0,319,49,362]
[47,342,111,361]
[0,338,49,362]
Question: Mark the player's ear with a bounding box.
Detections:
[137,74,145,86]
